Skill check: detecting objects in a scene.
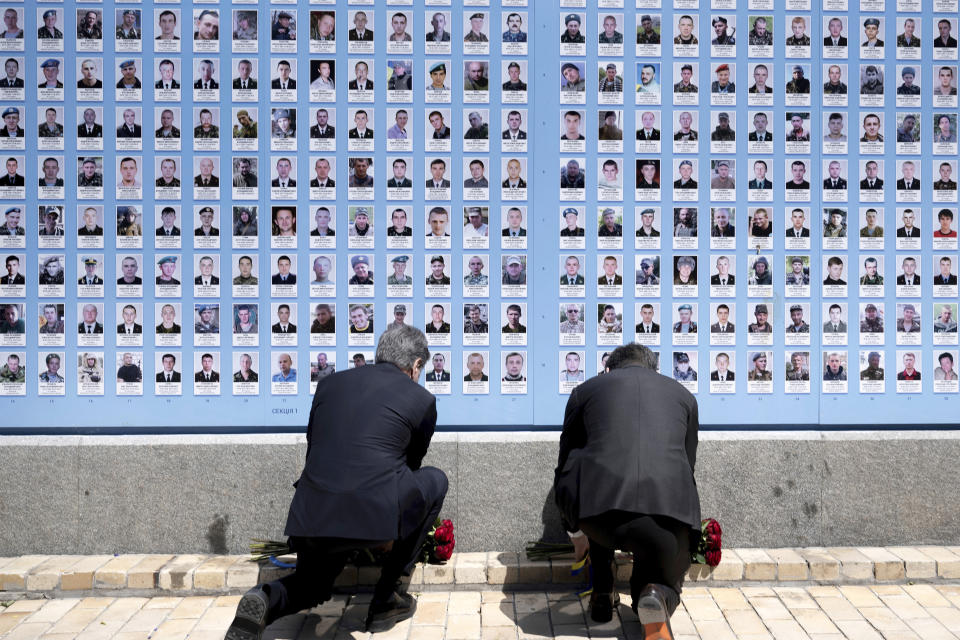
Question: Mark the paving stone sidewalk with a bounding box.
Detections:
[4,583,960,640]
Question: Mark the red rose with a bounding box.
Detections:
[433,541,454,561]
[434,522,455,545]
[704,519,722,537]
[705,550,722,567]
[706,533,722,550]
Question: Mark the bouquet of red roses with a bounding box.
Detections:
[691,518,722,567]
[250,517,456,566]
[422,518,455,563]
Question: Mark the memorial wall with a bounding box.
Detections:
[1,0,959,428]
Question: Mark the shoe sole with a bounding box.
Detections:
[634,594,673,640]
[366,599,417,633]
[225,591,268,640]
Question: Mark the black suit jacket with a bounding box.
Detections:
[896,227,918,238]
[502,130,527,139]
[156,371,182,382]
[272,273,297,284]
[272,322,297,333]
[116,124,142,138]
[897,179,919,191]
[823,36,848,46]
[195,371,220,382]
[348,28,374,41]
[554,364,700,532]
[271,78,296,89]
[0,174,23,186]
[117,323,143,334]
[936,274,958,285]
[860,178,884,190]
[823,178,847,189]
[710,371,734,381]
[635,322,659,333]
[896,274,920,285]
[194,275,220,285]
[232,77,257,89]
[77,124,103,137]
[786,227,811,237]
[348,128,373,139]
[285,363,437,539]
[193,79,219,89]
[310,125,335,138]
[710,274,735,285]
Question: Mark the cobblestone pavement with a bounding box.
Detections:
[4,584,960,640]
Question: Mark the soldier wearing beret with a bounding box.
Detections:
[711,16,734,45]
[116,9,141,39]
[156,256,180,285]
[1,106,22,137]
[39,59,63,88]
[748,353,773,381]
[710,63,734,93]
[465,13,488,42]
[387,255,412,285]
[116,60,141,89]
[38,10,62,39]
[862,17,883,47]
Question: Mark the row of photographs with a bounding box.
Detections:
[4,300,956,347]
[5,250,960,299]
[10,157,960,207]
[14,58,960,109]
[22,57,531,104]
[22,8,534,56]
[13,105,960,156]
[2,348,958,397]
[14,106,960,164]
[16,8,960,62]
[9,205,959,254]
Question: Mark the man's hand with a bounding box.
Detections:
[569,532,590,561]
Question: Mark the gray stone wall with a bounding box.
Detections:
[1,431,958,555]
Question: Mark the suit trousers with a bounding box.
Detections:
[579,511,691,614]
[264,467,448,624]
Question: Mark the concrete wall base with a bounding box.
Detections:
[1,431,958,555]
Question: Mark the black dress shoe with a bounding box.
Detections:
[632,584,675,639]
[588,591,620,623]
[225,587,269,640]
[365,591,417,632]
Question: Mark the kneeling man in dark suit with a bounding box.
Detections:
[227,325,448,638]
[554,343,700,637]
